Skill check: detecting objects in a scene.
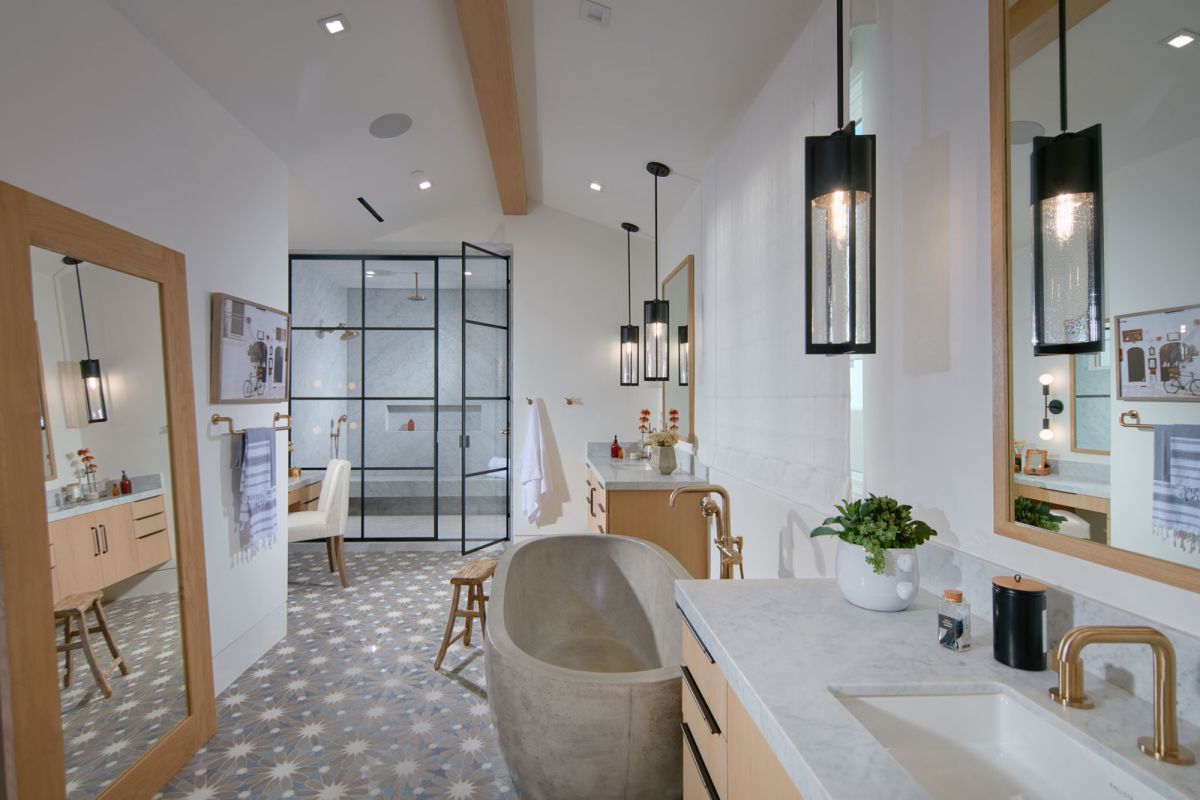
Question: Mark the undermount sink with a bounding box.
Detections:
[837,689,1167,800]
[608,462,652,471]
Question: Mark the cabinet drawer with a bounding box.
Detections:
[133,512,167,539]
[132,494,165,519]
[682,723,722,800]
[135,530,171,571]
[683,672,727,798]
[681,615,727,733]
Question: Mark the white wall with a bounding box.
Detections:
[661,0,1200,635]
[0,0,290,691]
[378,204,661,535]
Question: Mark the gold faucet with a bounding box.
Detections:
[668,485,744,579]
[1050,625,1195,765]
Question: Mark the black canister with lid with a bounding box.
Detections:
[992,574,1048,671]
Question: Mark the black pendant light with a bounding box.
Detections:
[644,161,671,381]
[678,325,689,386]
[619,221,641,386]
[67,257,108,423]
[1030,0,1103,355]
[805,0,876,355]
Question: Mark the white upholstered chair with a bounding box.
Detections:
[287,459,351,587]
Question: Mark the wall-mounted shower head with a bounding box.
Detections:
[316,322,359,340]
[409,271,426,302]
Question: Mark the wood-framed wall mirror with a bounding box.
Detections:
[662,254,695,443]
[0,181,215,798]
[991,0,1200,592]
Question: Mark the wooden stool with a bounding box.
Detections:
[55,591,128,699]
[433,559,496,670]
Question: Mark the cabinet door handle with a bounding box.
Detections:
[681,722,720,800]
[91,526,100,557]
[682,665,721,735]
[588,487,595,516]
[100,524,109,554]
[597,503,606,514]
[678,605,716,664]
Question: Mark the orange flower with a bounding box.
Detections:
[76,449,89,456]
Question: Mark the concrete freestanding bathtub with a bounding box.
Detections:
[485,534,691,800]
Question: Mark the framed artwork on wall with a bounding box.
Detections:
[1115,304,1200,401]
[210,293,290,403]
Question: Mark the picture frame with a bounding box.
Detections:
[210,293,290,403]
[1023,448,1050,476]
[1115,304,1200,402]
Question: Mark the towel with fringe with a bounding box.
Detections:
[233,427,277,546]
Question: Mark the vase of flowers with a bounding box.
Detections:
[68,449,101,499]
[811,495,937,612]
[646,430,679,475]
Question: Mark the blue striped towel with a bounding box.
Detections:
[232,427,277,547]
[1152,424,1200,540]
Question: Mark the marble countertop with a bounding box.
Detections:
[47,474,164,522]
[675,579,1200,800]
[585,443,707,490]
[288,474,322,492]
[1014,471,1111,499]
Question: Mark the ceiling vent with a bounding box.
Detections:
[579,0,611,27]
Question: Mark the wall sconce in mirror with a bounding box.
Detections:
[1030,0,1104,355]
[805,0,876,355]
[67,257,108,423]
[1038,372,1064,440]
[678,325,689,386]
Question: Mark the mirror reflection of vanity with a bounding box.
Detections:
[1,182,215,798]
[662,255,695,442]
[993,0,1200,589]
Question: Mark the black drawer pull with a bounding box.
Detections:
[681,722,720,800]
[682,665,721,735]
[677,605,715,664]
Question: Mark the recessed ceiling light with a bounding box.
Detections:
[319,13,348,35]
[589,181,604,192]
[417,179,433,191]
[1164,29,1197,48]
[579,0,611,27]
[368,113,412,139]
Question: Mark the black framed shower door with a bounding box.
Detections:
[287,251,512,547]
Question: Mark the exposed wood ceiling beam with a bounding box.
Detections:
[1008,0,1110,69]
[454,0,528,215]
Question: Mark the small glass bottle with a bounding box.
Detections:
[938,589,971,651]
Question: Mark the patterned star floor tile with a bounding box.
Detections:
[156,548,516,799]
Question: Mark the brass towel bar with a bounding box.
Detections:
[210,412,291,435]
[1119,410,1154,431]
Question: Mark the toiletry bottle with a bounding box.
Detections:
[120,470,133,495]
[610,436,620,459]
[938,589,971,651]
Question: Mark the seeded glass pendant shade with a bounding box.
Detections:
[644,161,671,381]
[678,325,689,386]
[619,222,641,386]
[805,0,876,355]
[68,257,108,423]
[1030,0,1103,355]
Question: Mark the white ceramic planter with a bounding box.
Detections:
[835,539,920,612]
[650,446,676,475]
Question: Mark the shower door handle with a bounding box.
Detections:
[459,434,471,448]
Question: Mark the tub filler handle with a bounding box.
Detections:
[677,604,715,664]
[681,722,721,800]
[682,665,721,735]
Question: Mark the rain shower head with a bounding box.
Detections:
[408,271,426,302]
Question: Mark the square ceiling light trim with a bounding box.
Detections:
[320,13,349,35]
[1163,28,1197,48]
[579,0,612,27]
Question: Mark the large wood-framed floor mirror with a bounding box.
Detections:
[0,180,215,798]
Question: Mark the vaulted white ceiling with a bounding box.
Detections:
[106,0,818,248]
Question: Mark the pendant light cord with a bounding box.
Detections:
[653,173,660,300]
[626,227,632,325]
[836,0,844,130]
[1057,0,1068,132]
[74,262,93,360]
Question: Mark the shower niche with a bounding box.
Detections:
[289,248,510,553]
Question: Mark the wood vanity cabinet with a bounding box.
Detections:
[586,466,710,578]
[680,614,804,800]
[48,495,171,602]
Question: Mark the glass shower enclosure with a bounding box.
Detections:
[288,245,510,554]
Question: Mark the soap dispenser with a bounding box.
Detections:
[119,470,133,495]
[610,436,621,459]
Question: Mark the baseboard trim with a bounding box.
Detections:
[211,601,286,695]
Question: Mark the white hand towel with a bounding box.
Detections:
[518,403,553,524]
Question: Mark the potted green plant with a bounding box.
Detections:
[646,430,679,475]
[811,495,937,611]
[1014,497,1066,531]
